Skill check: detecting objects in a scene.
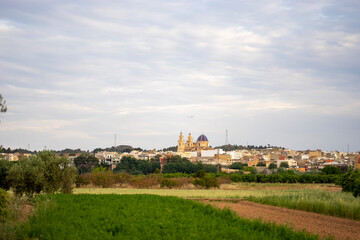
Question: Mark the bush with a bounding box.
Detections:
[0,188,9,221]
[193,175,219,189]
[91,172,115,188]
[338,169,360,197]
[160,179,179,189]
[75,174,91,187]
[113,172,132,187]
[130,174,162,189]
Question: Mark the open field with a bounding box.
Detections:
[74,183,360,220]
[200,199,360,240]
[17,194,321,240]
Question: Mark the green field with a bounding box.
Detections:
[74,187,360,220]
[17,194,322,240]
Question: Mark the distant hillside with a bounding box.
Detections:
[162,146,177,152]
[92,145,143,154]
[214,144,284,151]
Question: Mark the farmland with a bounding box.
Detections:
[74,183,360,220]
[17,194,321,240]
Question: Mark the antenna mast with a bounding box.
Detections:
[114,133,117,147]
[225,130,228,145]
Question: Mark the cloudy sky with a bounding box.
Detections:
[0,0,359,152]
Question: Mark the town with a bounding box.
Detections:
[2,132,359,173]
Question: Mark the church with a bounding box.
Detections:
[177,132,212,152]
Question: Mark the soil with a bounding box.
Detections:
[196,199,360,240]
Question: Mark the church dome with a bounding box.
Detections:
[197,134,208,142]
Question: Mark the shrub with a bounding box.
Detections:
[113,172,132,187]
[160,179,179,189]
[193,175,219,189]
[217,175,232,184]
[75,174,91,187]
[91,172,115,188]
[338,169,360,197]
[0,188,9,221]
[130,174,162,189]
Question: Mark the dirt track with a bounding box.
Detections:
[197,199,360,240]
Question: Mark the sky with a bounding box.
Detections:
[0,0,360,152]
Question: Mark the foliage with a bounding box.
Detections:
[162,158,217,174]
[113,156,160,175]
[91,171,115,188]
[8,156,45,197]
[0,160,13,190]
[0,188,9,221]
[268,163,277,169]
[18,194,320,240]
[7,151,77,197]
[130,174,162,188]
[280,162,289,168]
[338,169,360,197]
[230,173,341,184]
[321,165,342,175]
[160,179,179,189]
[228,162,245,170]
[74,174,91,187]
[73,154,99,174]
[193,171,219,189]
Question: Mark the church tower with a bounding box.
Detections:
[177,132,185,152]
[185,133,194,150]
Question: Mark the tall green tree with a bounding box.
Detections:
[74,154,99,174]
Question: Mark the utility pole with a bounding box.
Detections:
[114,133,117,147]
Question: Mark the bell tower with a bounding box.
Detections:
[177,132,185,152]
[185,133,194,150]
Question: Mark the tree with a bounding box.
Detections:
[74,154,99,174]
[229,162,245,170]
[321,165,342,175]
[280,162,289,168]
[338,169,360,197]
[7,151,77,197]
[268,163,277,169]
[0,160,13,190]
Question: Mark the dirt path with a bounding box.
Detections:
[196,199,360,240]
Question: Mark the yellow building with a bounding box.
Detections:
[177,132,211,152]
[215,154,232,165]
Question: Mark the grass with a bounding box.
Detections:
[74,185,360,221]
[17,194,323,240]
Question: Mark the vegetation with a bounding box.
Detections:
[161,156,217,174]
[215,144,284,151]
[279,162,289,168]
[74,185,360,221]
[268,163,277,169]
[113,156,160,175]
[92,145,142,154]
[228,162,245,170]
[230,173,340,184]
[245,189,360,220]
[17,194,321,240]
[338,169,360,197]
[73,154,99,174]
[321,165,342,175]
[7,151,77,197]
[0,160,13,190]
